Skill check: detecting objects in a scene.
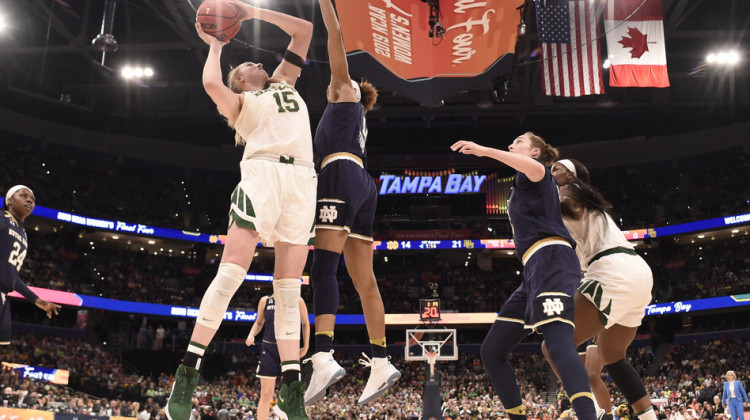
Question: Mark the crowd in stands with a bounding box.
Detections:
[1,334,144,414]
[15,225,750,328]
[2,133,749,236]
[3,131,750,327]
[0,133,234,232]
[2,331,749,419]
[645,236,750,304]
[3,133,750,417]
[587,150,750,229]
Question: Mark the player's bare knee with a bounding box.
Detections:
[354,276,378,297]
[599,346,627,365]
[260,386,274,399]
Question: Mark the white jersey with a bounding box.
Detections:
[564,209,633,271]
[233,81,313,162]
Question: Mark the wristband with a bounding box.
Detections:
[283,49,305,68]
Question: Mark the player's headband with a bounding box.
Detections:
[6,185,33,206]
[556,159,577,177]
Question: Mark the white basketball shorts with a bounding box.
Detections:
[577,252,653,328]
[229,156,317,246]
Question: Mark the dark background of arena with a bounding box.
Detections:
[1,1,750,419]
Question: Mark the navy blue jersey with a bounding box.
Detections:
[314,102,368,169]
[261,295,276,344]
[507,164,575,259]
[0,211,34,300]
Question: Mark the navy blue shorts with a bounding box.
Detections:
[255,341,281,378]
[0,293,11,345]
[497,245,580,331]
[316,161,377,241]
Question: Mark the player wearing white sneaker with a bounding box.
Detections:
[357,354,401,405]
[305,0,399,407]
[303,350,345,405]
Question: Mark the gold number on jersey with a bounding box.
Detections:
[8,241,26,271]
[273,91,300,113]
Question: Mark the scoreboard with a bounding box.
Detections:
[372,229,651,251]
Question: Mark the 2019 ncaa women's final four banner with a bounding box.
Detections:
[336,0,520,104]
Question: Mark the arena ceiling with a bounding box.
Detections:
[1,0,749,155]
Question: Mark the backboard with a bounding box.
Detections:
[404,328,458,362]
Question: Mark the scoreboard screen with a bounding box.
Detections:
[420,298,441,321]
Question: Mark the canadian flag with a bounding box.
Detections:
[605,0,670,87]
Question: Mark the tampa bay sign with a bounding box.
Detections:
[379,174,487,195]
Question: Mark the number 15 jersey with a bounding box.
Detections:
[234,81,313,162]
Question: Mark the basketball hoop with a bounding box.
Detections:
[404,328,455,419]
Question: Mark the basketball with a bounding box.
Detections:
[196,0,241,42]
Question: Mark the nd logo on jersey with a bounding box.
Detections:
[542,298,564,316]
[318,205,339,224]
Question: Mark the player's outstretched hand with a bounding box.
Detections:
[451,140,488,157]
[35,299,61,318]
[195,22,228,47]
[245,334,255,347]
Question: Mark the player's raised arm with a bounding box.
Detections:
[319,0,358,103]
[227,0,312,87]
[451,140,546,182]
[195,23,243,125]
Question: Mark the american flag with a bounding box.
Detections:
[535,0,604,97]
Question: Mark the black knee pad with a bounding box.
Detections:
[311,249,341,315]
[481,320,527,364]
[605,358,647,403]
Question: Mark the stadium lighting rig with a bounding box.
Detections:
[121,66,155,80]
[421,0,445,38]
[706,49,741,66]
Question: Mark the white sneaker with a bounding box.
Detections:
[271,403,288,420]
[303,350,346,406]
[357,353,401,405]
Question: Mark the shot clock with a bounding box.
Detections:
[420,298,441,321]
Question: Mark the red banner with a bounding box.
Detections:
[336,0,519,103]
[338,0,517,79]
